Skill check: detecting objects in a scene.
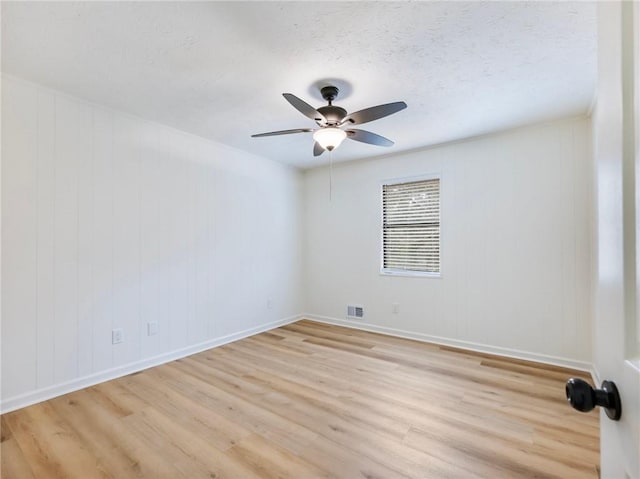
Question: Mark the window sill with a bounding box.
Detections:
[380,269,441,279]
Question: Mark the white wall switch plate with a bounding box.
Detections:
[112,328,124,344]
[147,321,159,336]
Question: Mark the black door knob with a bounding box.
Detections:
[565,378,622,421]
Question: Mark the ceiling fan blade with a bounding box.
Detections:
[346,129,394,147]
[341,101,407,126]
[283,93,327,124]
[313,141,324,157]
[251,128,313,137]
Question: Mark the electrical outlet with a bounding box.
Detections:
[392,303,400,314]
[267,298,273,310]
[112,328,124,344]
[147,321,159,336]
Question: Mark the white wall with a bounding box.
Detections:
[303,117,592,368]
[0,73,595,414]
[1,75,304,412]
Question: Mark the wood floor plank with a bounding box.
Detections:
[4,402,111,478]
[226,433,330,479]
[47,389,160,478]
[157,361,321,456]
[0,437,36,479]
[1,320,599,478]
[120,406,264,479]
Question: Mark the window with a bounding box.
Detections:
[381,177,440,276]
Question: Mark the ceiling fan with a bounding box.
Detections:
[251,86,407,156]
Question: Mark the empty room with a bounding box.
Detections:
[1,1,639,478]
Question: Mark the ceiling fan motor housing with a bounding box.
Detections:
[317,105,347,126]
[318,86,346,125]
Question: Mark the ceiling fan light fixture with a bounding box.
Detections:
[313,127,347,151]
[251,86,406,157]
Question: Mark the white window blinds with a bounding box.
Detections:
[382,178,440,274]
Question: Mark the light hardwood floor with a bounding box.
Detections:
[1,320,599,478]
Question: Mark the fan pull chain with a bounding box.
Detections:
[329,149,333,202]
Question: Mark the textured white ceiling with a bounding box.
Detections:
[1,1,596,169]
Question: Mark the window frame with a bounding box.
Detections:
[379,173,442,278]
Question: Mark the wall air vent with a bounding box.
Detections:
[347,305,364,319]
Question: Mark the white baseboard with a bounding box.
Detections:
[4,313,591,414]
[0,314,302,414]
[303,314,593,372]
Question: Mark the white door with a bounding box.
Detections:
[593,2,640,478]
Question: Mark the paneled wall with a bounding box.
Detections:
[303,117,593,368]
[1,76,304,411]
[1,74,594,412]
